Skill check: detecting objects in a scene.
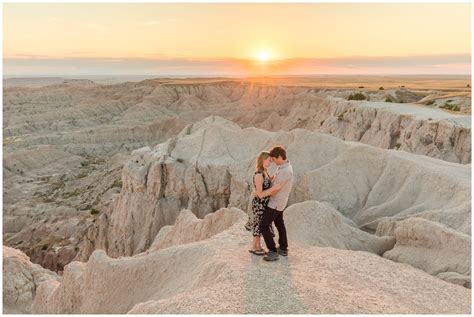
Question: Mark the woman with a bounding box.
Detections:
[245,151,283,255]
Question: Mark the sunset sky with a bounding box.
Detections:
[4,3,471,76]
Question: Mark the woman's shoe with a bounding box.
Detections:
[249,248,266,256]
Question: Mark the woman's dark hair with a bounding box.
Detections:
[269,145,287,160]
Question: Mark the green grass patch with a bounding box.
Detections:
[440,101,460,111]
[348,92,366,101]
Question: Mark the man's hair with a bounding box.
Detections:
[269,145,287,160]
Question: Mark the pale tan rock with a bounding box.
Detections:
[381,217,471,287]
[285,200,395,255]
[3,246,58,313]
[32,261,86,314]
[295,143,471,234]
[32,221,470,314]
[437,272,471,288]
[150,207,246,251]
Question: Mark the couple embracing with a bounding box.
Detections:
[245,145,294,261]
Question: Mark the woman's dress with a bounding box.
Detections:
[245,171,273,237]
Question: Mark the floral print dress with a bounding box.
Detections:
[245,171,273,237]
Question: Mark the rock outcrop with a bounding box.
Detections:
[378,217,471,288]
[3,246,58,313]
[75,116,470,288]
[150,207,245,251]
[32,211,470,314]
[284,200,395,255]
[294,142,471,233]
[281,96,471,164]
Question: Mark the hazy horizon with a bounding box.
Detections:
[4,54,471,77]
[4,73,472,80]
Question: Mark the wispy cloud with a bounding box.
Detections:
[8,53,56,59]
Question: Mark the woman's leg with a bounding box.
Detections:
[255,235,262,250]
[252,236,260,250]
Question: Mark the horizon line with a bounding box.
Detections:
[4,73,472,78]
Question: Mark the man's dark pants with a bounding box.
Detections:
[260,206,288,252]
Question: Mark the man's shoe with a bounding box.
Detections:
[263,250,279,261]
[277,247,288,256]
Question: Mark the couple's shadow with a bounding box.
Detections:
[244,248,307,314]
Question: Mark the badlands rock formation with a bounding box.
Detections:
[4,79,470,163]
[3,79,469,270]
[3,77,471,313]
[3,246,58,313]
[4,144,126,271]
[3,79,471,314]
[75,116,470,289]
[32,208,470,314]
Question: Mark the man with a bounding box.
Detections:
[260,145,294,261]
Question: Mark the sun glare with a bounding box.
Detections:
[258,51,269,61]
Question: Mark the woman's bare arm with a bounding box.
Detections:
[254,174,265,198]
[261,182,283,197]
[254,174,283,198]
[264,171,292,197]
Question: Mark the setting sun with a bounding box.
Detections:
[258,51,269,62]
